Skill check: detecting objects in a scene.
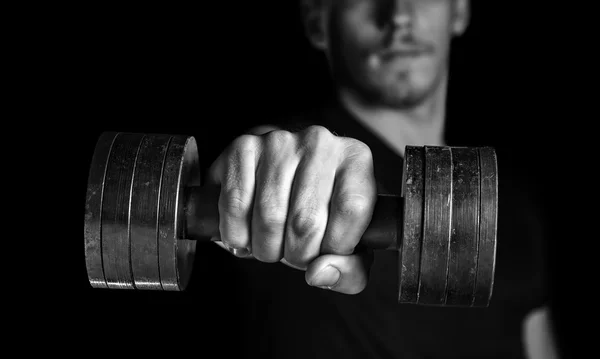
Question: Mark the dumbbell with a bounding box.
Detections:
[84,132,497,307]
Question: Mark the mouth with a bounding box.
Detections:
[379,46,430,60]
[367,42,433,69]
[376,40,434,60]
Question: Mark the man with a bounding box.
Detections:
[203,0,555,357]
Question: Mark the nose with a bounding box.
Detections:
[379,0,414,30]
[393,0,413,27]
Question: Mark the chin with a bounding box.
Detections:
[373,79,430,109]
[376,68,441,108]
[339,62,440,109]
[380,91,428,109]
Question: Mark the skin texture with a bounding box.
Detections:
[208,126,377,294]
[325,0,461,108]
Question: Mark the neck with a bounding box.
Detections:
[338,76,448,157]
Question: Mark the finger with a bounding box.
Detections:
[321,139,377,256]
[280,258,306,271]
[213,135,260,252]
[305,249,374,294]
[213,241,253,258]
[251,131,300,263]
[284,127,339,269]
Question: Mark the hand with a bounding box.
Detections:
[207,125,377,294]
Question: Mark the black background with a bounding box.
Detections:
[35,1,572,357]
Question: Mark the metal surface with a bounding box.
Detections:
[157,135,201,291]
[85,132,498,306]
[84,131,118,289]
[472,147,498,307]
[418,146,452,305]
[102,133,145,289]
[130,134,172,290]
[398,146,424,303]
[445,147,480,306]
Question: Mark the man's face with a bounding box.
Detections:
[321,0,465,108]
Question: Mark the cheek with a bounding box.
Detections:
[418,5,453,48]
[338,22,384,82]
[341,5,382,55]
[335,24,379,80]
[410,56,442,87]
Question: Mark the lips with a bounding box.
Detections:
[379,44,431,59]
[366,42,433,69]
[382,49,423,59]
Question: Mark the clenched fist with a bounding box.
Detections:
[207,125,377,294]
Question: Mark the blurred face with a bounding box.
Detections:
[315,0,467,108]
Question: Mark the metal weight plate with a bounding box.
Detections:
[398,146,424,303]
[158,135,201,291]
[472,147,498,307]
[418,146,452,305]
[445,147,480,306]
[102,132,145,289]
[84,132,119,288]
[130,134,172,290]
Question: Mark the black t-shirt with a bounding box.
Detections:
[195,103,549,359]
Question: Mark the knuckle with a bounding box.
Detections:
[226,135,259,167]
[231,134,259,153]
[254,203,287,232]
[304,125,330,136]
[302,125,332,146]
[335,193,373,220]
[264,130,296,149]
[289,209,324,239]
[345,139,373,162]
[220,188,251,219]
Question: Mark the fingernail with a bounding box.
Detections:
[280,258,305,271]
[218,242,252,258]
[230,247,252,257]
[310,265,341,288]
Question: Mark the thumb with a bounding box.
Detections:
[305,249,374,295]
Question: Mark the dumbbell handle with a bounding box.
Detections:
[183,184,403,251]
